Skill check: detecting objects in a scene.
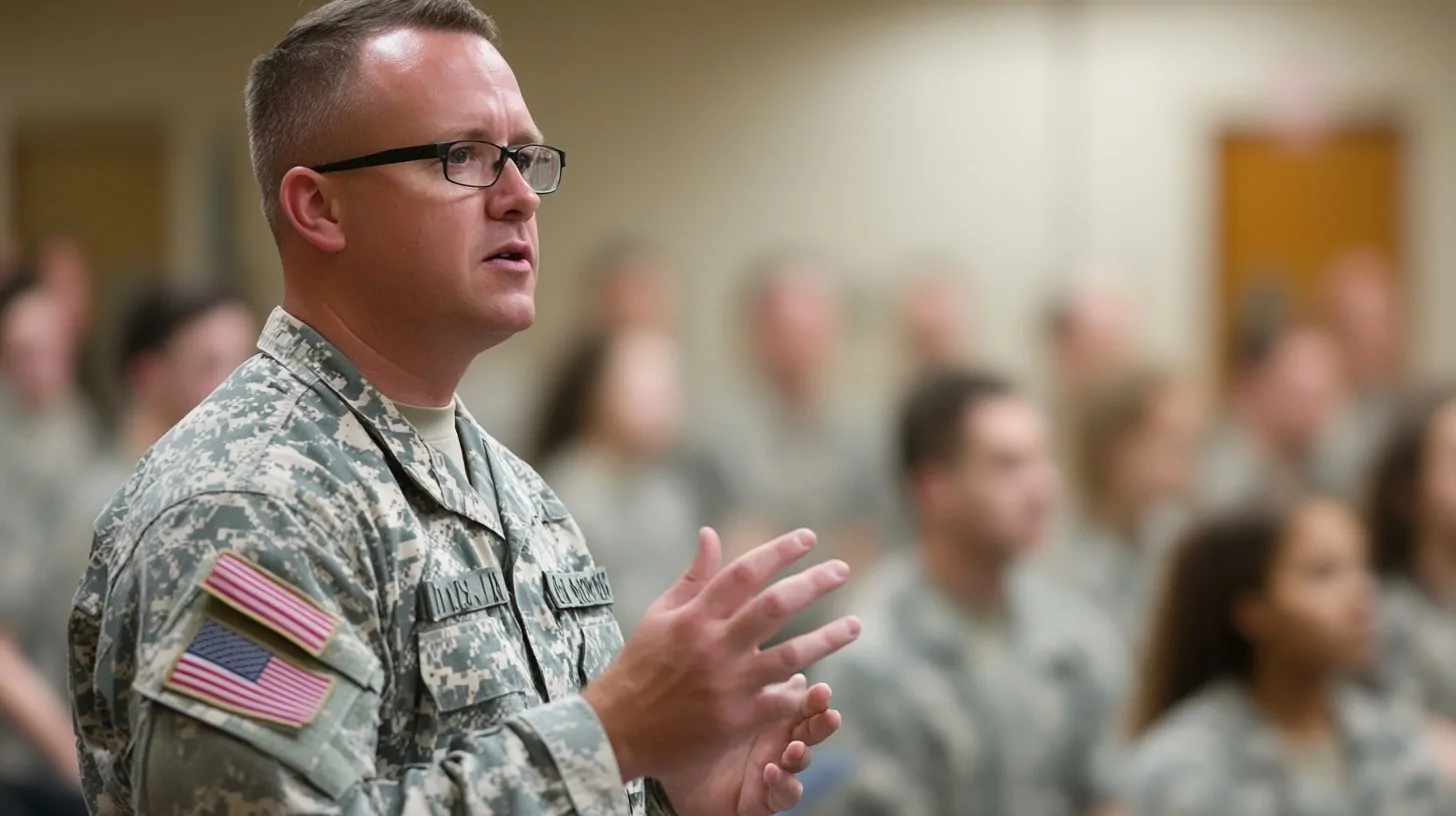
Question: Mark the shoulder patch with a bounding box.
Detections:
[164,618,332,730]
[201,551,339,656]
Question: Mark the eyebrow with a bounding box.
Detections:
[443,126,547,146]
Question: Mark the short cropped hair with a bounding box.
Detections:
[244,0,499,230]
[120,285,247,372]
[897,370,1016,484]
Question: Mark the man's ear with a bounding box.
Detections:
[278,167,346,254]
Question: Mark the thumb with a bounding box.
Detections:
[659,526,722,609]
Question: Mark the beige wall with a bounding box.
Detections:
[2,0,1454,420]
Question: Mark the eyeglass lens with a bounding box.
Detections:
[443,142,560,192]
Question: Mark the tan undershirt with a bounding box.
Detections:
[395,399,468,482]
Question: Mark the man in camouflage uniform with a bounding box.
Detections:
[68,1,861,813]
[808,372,1128,816]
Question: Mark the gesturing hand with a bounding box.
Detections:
[581,527,861,785]
[658,673,844,815]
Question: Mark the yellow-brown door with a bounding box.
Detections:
[1216,124,1403,387]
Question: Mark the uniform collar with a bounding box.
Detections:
[256,307,504,539]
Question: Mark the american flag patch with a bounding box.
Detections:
[201,552,338,656]
[164,619,331,729]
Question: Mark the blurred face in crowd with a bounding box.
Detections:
[1325,251,1402,389]
[593,328,682,458]
[1237,500,1375,674]
[752,265,841,399]
[1054,290,1135,399]
[903,275,967,370]
[598,253,676,332]
[1112,381,1204,507]
[285,29,542,353]
[1416,399,1456,543]
[133,304,259,425]
[39,235,93,340]
[1254,328,1340,455]
[936,396,1060,561]
[0,291,76,411]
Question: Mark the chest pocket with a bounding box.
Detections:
[417,611,534,718]
[579,620,625,687]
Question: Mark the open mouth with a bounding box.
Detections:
[488,252,526,262]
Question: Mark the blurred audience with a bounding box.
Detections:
[458,236,679,454]
[35,236,93,350]
[810,371,1126,816]
[1197,322,1345,511]
[0,272,100,518]
[0,186,1446,815]
[1128,499,1454,814]
[534,326,699,635]
[1040,280,1140,472]
[1042,367,1203,650]
[899,257,974,375]
[1320,248,1409,499]
[1042,280,1139,410]
[583,237,678,333]
[0,485,83,816]
[1366,386,1456,725]
[693,250,886,641]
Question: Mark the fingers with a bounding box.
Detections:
[696,529,816,618]
[659,527,723,609]
[792,708,842,746]
[762,761,804,813]
[727,559,849,646]
[799,681,831,718]
[751,615,862,687]
[780,740,812,774]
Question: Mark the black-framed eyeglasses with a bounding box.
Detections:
[310,140,566,194]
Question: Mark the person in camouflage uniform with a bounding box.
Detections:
[1040,367,1201,653]
[68,2,862,813]
[808,371,1128,816]
[1127,500,1452,816]
[1364,386,1456,723]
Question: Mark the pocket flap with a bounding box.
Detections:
[418,613,534,713]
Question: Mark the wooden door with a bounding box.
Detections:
[1216,125,1403,386]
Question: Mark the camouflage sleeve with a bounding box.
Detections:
[86,491,628,815]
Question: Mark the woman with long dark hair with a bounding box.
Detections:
[1366,386,1456,722]
[1126,498,1450,815]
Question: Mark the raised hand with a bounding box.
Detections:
[581,527,861,784]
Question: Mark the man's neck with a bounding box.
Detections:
[922,528,1010,613]
[282,291,474,407]
[1245,658,1335,744]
